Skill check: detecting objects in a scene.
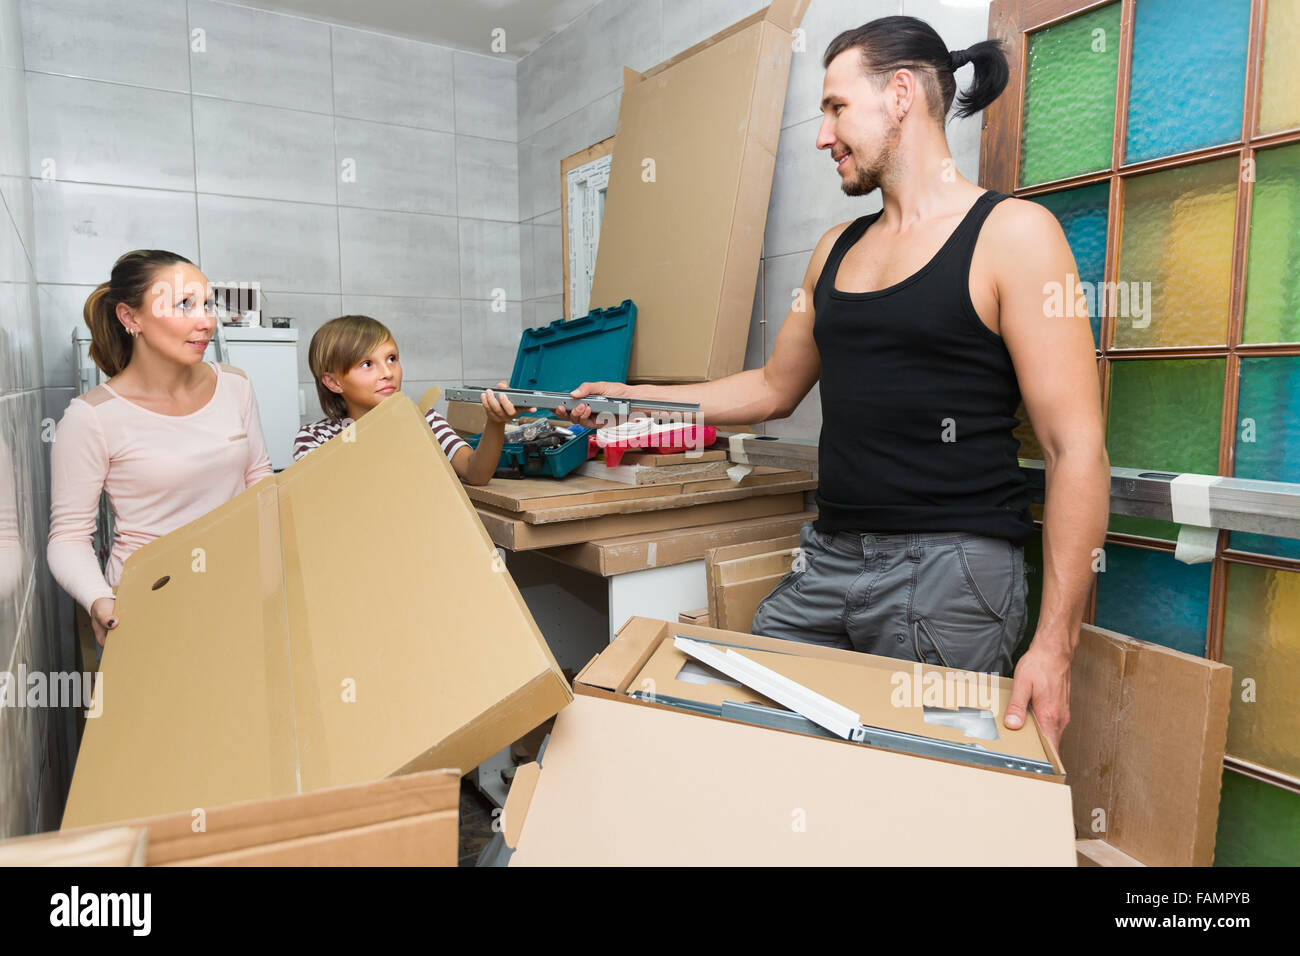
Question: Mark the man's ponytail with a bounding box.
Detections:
[952,39,1009,119]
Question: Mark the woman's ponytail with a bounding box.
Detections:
[82,250,194,378]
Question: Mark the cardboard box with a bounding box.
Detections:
[475,492,806,550]
[588,1,809,383]
[62,395,571,829]
[704,532,801,630]
[8,770,458,866]
[1060,625,1232,866]
[677,607,711,627]
[501,618,1074,865]
[542,510,814,576]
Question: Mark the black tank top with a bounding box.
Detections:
[811,189,1033,543]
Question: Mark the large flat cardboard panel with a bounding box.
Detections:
[10,770,459,866]
[540,510,814,576]
[1060,624,1232,867]
[508,695,1075,866]
[587,3,808,383]
[476,492,805,550]
[63,396,570,829]
[0,828,147,866]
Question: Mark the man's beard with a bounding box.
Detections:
[840,124,898,197]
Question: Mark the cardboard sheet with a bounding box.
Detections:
[15,770,460,866]
[476,492,805,550]
[62,396,570,829]
[507,695,1075,866]
[1060,624,1231,866]
[587,1,809,382]
[540,510,814,576]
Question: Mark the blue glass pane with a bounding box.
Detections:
[1126,0,1250,163]
[1228,532,1300,560]
[1033,182,1109,348]
[1093,544,1211,655]
[1229,356,1300,558]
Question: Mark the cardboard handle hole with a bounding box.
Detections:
[151,575,171,591]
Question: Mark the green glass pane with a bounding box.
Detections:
[1019,4,1120,187]
[1243,143,1300,344]
[1223,563,1300,779]
[1115,158,1237,348]
[1235,356,1300,482]
[1214,770,1300,866]
[1106,359,1225,542]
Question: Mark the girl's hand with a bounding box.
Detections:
[90,596,118,647]
[481,381,536,424]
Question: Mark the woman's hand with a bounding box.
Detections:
[90,596,118,647]
[481,381,535,424]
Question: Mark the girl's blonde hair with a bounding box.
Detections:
[308,315,396,421]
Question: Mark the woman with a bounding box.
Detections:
[48,250,273,649]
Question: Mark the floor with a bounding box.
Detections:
[457,779,498,866]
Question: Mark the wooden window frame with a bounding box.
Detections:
[982,0,1300,794]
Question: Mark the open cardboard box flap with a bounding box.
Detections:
[63,394,570,829]
[497,616,1075,865]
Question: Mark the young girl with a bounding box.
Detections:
[294,315,531,485]
[48,250,274,648]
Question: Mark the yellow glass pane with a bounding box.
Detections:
[1114,158,1237,348]
[1259,0,1300,134]
[1223,563,1300,778]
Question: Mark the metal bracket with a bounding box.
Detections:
[669,636,1056,776]
[444,386,700,419]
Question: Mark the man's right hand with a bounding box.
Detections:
[554,381,636,429]
[90,596,117,647]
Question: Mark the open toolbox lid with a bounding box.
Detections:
[62,393,571,829]
[509,299,636,398]
[498,617,1076,865]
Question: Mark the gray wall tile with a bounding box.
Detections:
[340,294,462,382]
[20,0,189,92]
[26,74,195,191]
[338,207,458,298]
[454,52,516,142]
[459,218,521,303]
[256,290,340,383]
[33,180,199,285]
[531,209,561,299]
[188,0,332,113]
[517,88,619,220]
[461,298,521,382]
[744,260,764,373]
[331,25,453,132]
[193,97,335,204]
[198,193,339,293]
[37,282,91,389]
[761,250,812,363]
[456,135,519,222]
[335,118,456,215]
[661,0,765,62]
[764,115,875,260]
[516,0,661,143]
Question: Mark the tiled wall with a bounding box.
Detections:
[1,0,72,838]
[23,0,521,444]
[516,0,992,438]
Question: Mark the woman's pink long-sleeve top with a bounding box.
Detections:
[48,361,274,614]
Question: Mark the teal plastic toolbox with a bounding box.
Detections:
[465,300,636,479]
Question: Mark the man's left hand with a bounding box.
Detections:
[1003,640,1072,749]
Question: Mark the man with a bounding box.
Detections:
[558,16,1109,748]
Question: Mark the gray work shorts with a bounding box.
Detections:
[750,522,1029,677]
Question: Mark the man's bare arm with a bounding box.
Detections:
[992,199,1110,747]
[558,225,848,427]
